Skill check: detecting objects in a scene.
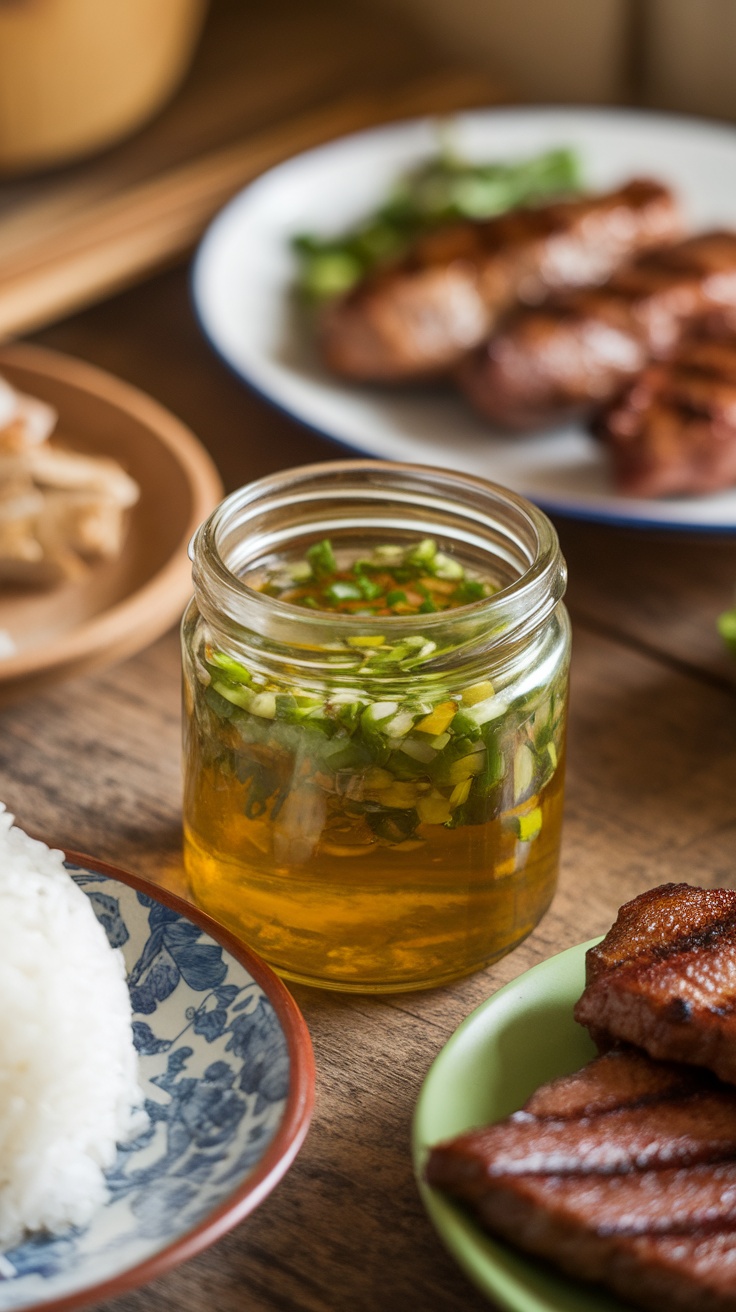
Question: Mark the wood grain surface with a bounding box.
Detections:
[1,3,736,1311]
[0,0,502,339]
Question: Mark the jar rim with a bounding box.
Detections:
[190,460,566,648]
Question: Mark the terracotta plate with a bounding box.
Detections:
[0,853,315,1312]
[0,343,223,705]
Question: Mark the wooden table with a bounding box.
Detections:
[2,4,736,1311]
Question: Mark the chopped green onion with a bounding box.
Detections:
[406,538,437,566]
[452,579,486,604]
[327,581,363,602]
[249,692,277,719]
[206,649,252,684]
[306,539,337,579]
[718,606,736,656]
[512,808,543,842]
[210,679,253,710]
[358,576,382,600]
[513,743,536,802]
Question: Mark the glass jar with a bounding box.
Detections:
[181,460,571,993]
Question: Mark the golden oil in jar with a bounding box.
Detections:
[182,461,571,992]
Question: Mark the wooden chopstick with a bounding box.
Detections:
[0,69,502,340]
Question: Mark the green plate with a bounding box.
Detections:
[412,939,629,1312]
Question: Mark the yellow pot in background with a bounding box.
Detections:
[0,0,209,174]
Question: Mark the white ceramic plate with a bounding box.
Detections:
[0,855,315,1312]
[193,106,736,532]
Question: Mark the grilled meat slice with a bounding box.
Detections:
[320,179,681,381]
[575,884,736,1083]
[596,335,736,497]
[427,1049,734,1185]
[458,303,649,429]
[455,1169,736,1312]
[425,1048,736,1312]
[458,231,736,430]
[523,1045,704,1118]
[432,1089,736,1179]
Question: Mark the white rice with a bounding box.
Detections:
[0,806,144,1246]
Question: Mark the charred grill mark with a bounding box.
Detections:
[605,912,736,972]
[584,886,736,976]
[520,1047,702,1119]
[594,1214,736,1239]
[459,232,736,433]
[428,1080,736,1197]
[596,333,736,496]
[667,997,695,1023]
[574,887,736,1089]
[655,913,736,957]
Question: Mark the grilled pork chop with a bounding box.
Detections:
[575,884,736,1084]
[458,231,736,430]
[595,335,736,497]
[425,1048,736,1312]
[320,179,681,381]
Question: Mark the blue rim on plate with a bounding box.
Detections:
[2,853,315,1312]
[192,105,736,534]
[411,938,635,1312]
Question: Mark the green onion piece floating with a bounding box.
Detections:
[718,606,736,657]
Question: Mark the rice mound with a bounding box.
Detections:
[0,805,144,1246]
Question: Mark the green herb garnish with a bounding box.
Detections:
[293,145,581,301]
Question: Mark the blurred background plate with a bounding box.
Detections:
[193,105,736,532]
[0,344,222,705]
[0,853,315,1312]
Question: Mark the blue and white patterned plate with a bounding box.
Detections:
[0,856,315,1312]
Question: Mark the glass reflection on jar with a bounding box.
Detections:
[181,461,571,993]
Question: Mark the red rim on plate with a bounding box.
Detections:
[16,851,316,1312]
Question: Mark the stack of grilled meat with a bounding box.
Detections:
[426,884,736,1312]
[320,180,736,499]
